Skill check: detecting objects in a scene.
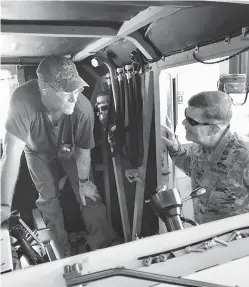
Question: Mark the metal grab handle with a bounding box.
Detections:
[94,57,118,112]
[64,267,234,287]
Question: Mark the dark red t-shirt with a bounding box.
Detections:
[5,79,95,160]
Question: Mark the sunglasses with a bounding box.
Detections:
[185,109,210,127]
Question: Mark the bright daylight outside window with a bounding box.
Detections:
[160,59,249,145]
[0,69,19,156]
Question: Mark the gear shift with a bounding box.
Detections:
[150,187,206,232]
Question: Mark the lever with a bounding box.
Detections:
[182,187,206,203]
[10,211,46,256]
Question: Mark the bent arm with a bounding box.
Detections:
[1,131,26,207]
[167,140,192,177]
[161,116,192,176]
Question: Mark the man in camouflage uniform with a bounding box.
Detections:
[162,91,249,224]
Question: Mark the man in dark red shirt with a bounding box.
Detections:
[1,55,118,256]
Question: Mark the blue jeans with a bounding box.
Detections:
[24,148,118,254]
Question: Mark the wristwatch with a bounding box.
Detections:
[79,178,89,184]
[0,203,11,208]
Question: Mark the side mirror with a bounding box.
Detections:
[218,74,248,105]
[182,187,206,203]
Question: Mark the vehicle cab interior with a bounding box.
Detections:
[1,1,249,287]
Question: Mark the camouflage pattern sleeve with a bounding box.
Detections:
[243,155,249,191]
[168,140,192,177]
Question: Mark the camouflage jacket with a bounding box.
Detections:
[168,128,249,223]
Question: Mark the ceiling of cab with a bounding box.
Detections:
[1,1,157,22]
[0,1,153,59]
[146,4,249,55]
[1,34,97,57]
[1,1,249,65]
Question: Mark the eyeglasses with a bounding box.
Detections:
[45,82,84,98]
[185,109,210,126]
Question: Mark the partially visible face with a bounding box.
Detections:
[182,106,213,144]
[46,83,83,115]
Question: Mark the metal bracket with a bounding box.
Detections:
[125,169,142,184]
[194,46,199,54]
[241,26,249,40]
[224,36,230,44]
[125,31,158,60]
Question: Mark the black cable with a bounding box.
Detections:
[141,35,232,64]
[139,32,246,65]
[180,216,198,227]
[193,45,249,65]
[133,73,144,168]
